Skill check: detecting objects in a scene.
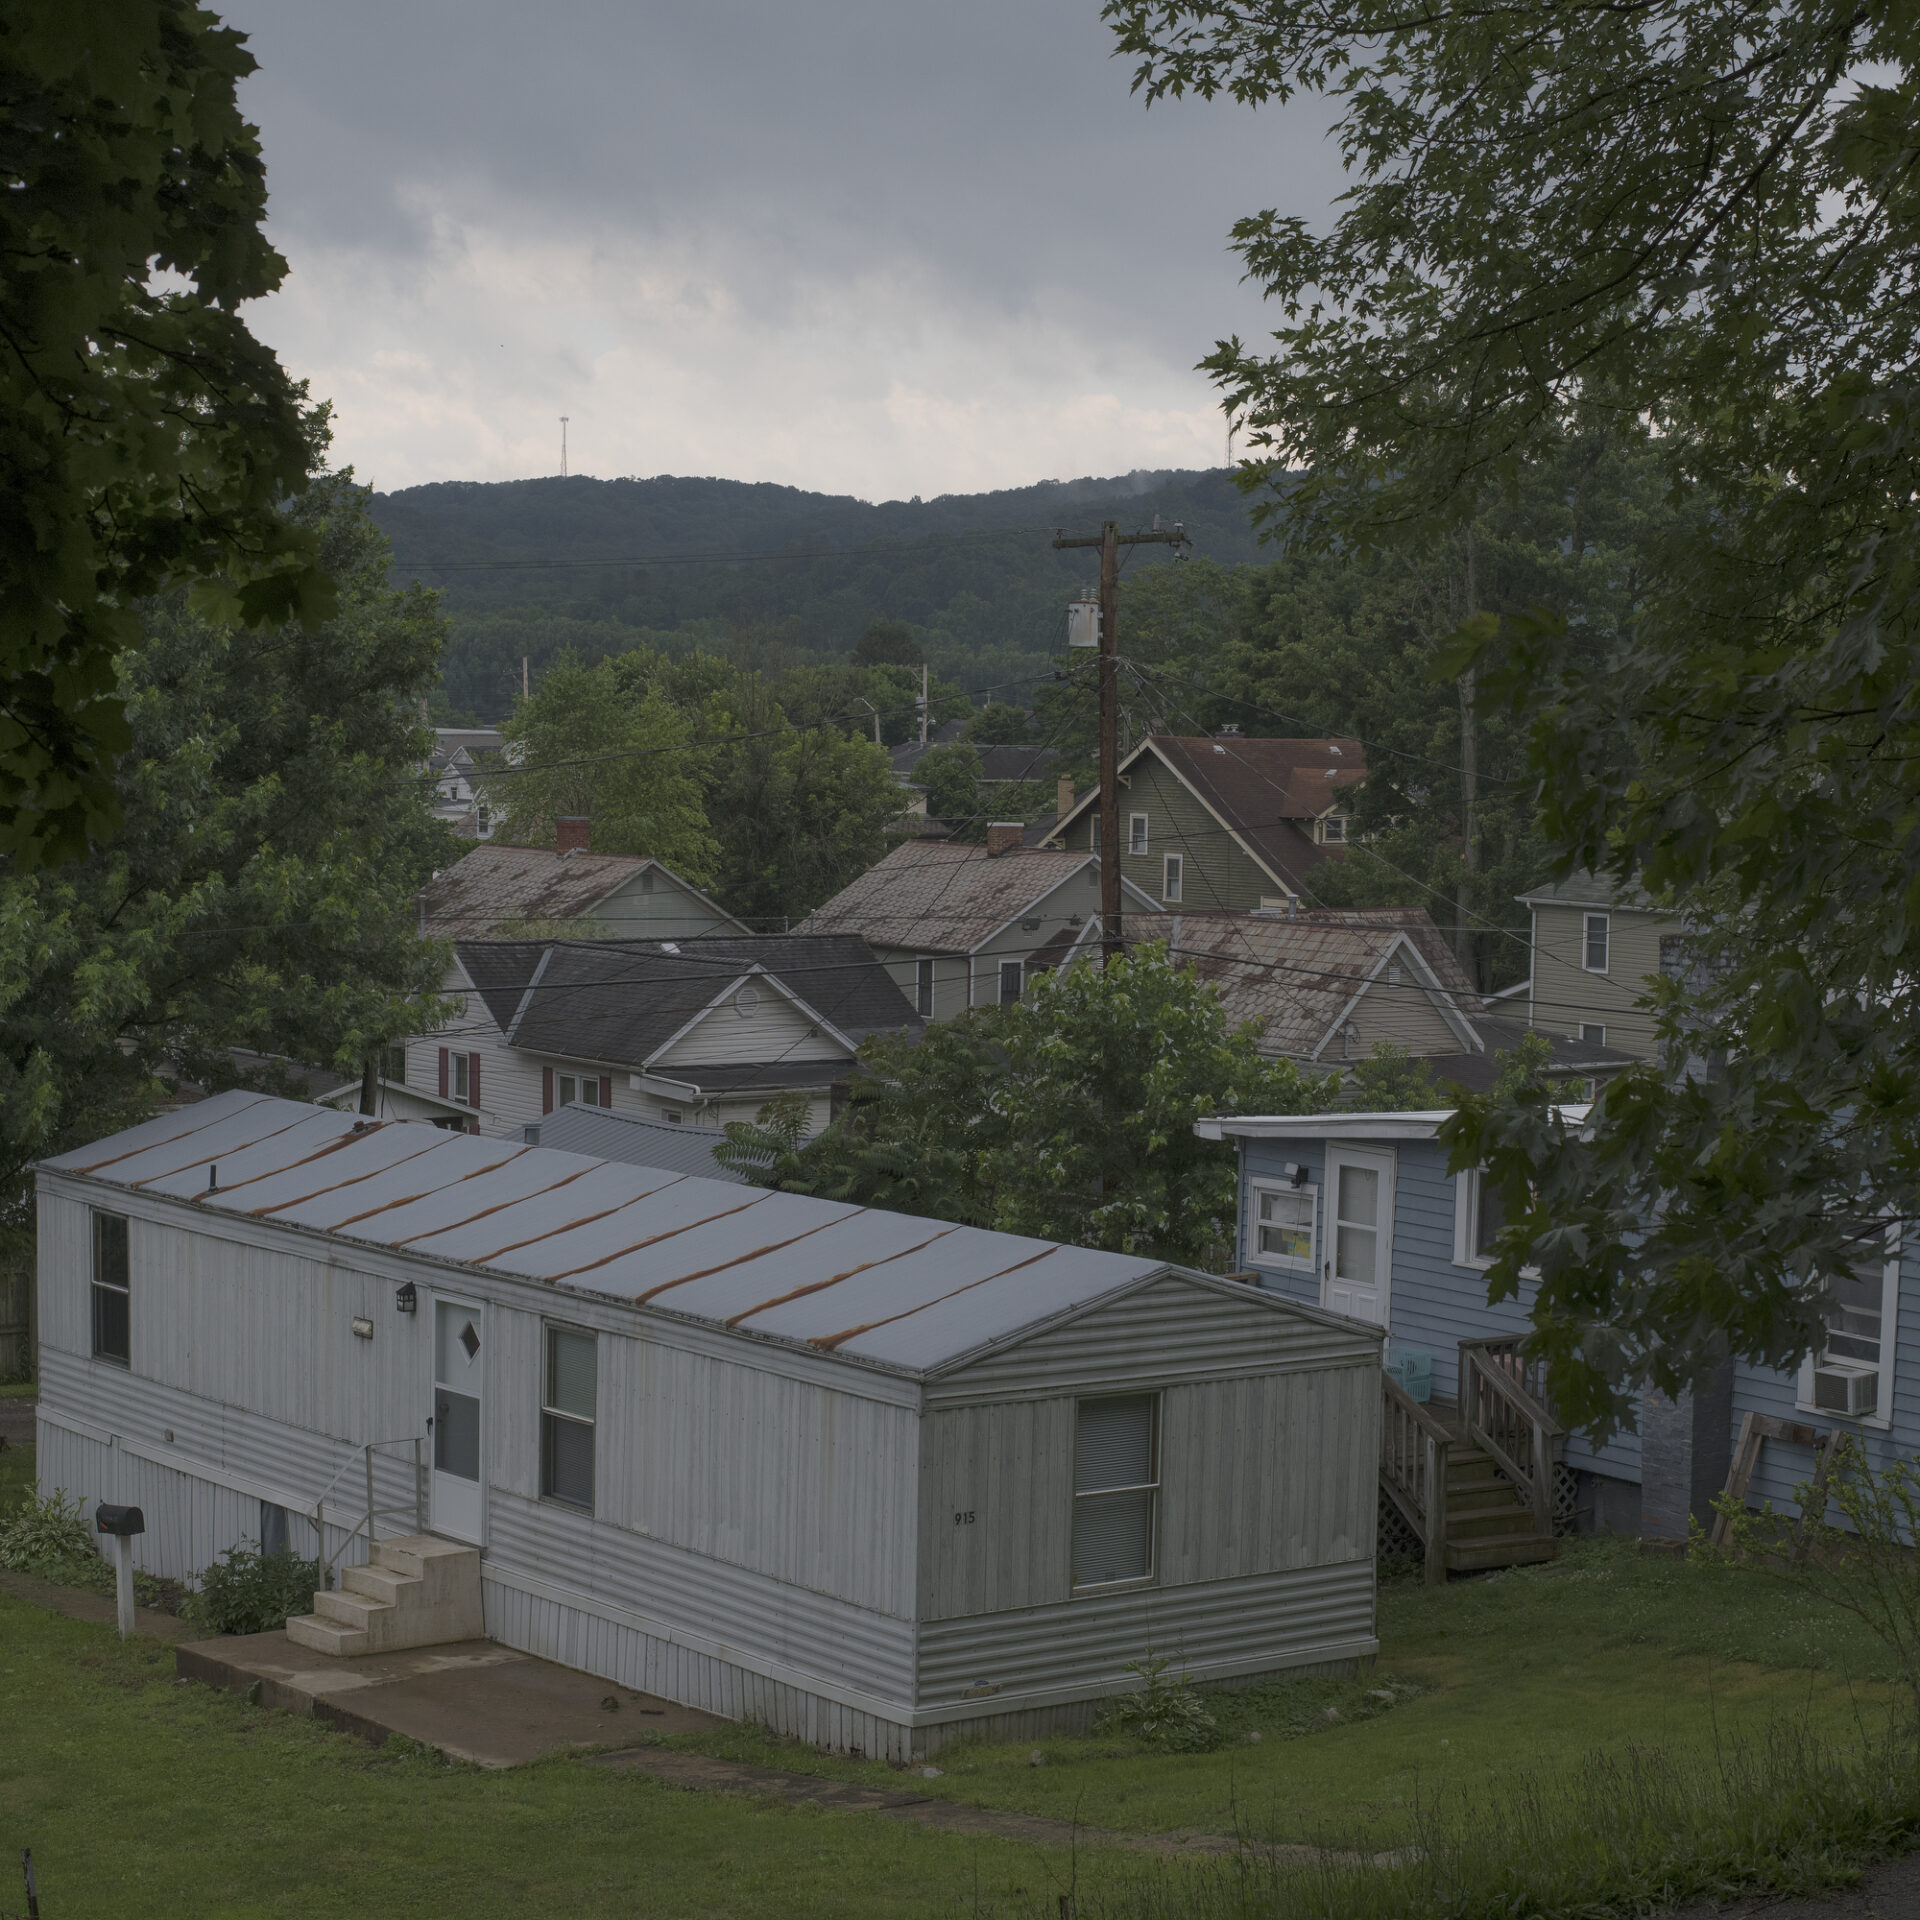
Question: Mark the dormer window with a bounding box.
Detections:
[1323,815,1347,844]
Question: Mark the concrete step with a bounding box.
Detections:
[286,1612,369,1655]
[343,1562,418,1606]
[1446,1532,1556,1573]
[314,1588,389,1630]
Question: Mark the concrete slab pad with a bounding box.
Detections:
[176,1630,723,1768]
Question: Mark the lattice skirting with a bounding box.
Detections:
[1552,1461,1580,1536]
[1377,1488,1423,1566]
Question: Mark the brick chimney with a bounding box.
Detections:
[986,822,1023,857]
[555,816,590,855]
[1056,775,1074,820]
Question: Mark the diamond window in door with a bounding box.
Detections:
[434,1302,482,1482]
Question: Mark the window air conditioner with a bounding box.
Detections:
[1812,1365,1879,1417]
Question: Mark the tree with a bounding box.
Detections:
[852,619,921,669]
[2,2,332,868]
[911,741,982,831]
[964,703,1035,746]
[1106,0,1920,1430]
[726,945,1332,1265]
[492,652,721,884]
[0,477,448,1211]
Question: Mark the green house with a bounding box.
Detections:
[1050,733,1363,910]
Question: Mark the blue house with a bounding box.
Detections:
[1198,1110,1908,1574]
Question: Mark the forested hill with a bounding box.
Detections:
[370,468,1268,722]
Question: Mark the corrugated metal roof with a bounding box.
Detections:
[43,1091,1306,1377]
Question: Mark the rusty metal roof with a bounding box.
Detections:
[42,1091,1300,1377]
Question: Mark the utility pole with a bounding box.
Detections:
[1052,519,1189,961]
[919,663,929,747]
[560,416,569,478]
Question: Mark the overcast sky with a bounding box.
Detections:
[228,2,1341,500]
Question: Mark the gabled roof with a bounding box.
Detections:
[1198,1104,1591,1144]
[1131,909,1480,1059]
[419,845,747,938]
[806,840,1158,954]
[454,934,919,1070]
[1516,871,1668,913]
[41,1090,1303,1379]
[1053,735,1366,897]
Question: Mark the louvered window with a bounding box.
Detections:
[1072,1394,1158,1589]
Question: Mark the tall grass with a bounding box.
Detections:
[1019,1715,1920,1920]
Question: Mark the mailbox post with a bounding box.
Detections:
[95,1503,145,1638]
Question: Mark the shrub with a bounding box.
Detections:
[1096,1656,1220,1753]
[0,1486,101,1584]
[188,1542,322,1636]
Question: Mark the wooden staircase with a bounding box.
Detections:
[1381,1338,1563,1581]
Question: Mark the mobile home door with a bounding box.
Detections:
[430,1298,485,1543]
[1322,1147,1394,1326]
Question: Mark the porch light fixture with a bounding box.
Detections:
[395,1281,418,1315]
[352,1316,374,1340]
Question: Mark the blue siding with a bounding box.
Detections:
[1735,1243,1920,1515]
[1239,1135,1638,1481]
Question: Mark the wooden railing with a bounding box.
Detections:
[1380,1373,1452,1586]
[1457,1337,1563,1535]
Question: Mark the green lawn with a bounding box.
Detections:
[2,1473,1909,1919]
[659,1538,1903,1849]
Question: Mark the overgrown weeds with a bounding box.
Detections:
[1007,1714,1919,1919]
[187,1542,322,1635]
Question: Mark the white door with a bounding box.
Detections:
[431,1298,485,1543]
[1323,1148,1394,1326]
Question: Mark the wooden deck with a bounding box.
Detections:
[1381,1338,1562,1579]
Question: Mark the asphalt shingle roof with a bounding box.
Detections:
[455,934,920,1067]
[1128,908,1474,1058]
[806,841,1103,953]
[421,845,721,937]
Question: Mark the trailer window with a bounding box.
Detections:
[541,1326,597,1512]
[91,1211,130,1367]
[1072,1394,1158,1588]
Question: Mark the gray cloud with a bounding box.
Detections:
[228,1,1342,494]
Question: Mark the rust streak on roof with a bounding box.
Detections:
[388,1159,604,1247]
[630,1212,861,1303]
[66,1095,279,1174]
[809,1246,1060,1352]
[179,1122,388,1200]
[323,1146,531,1230]
[726,1227,957,1326]
[248,1133,450,1216]
[466,1177,694,1264]
[540,1195,774,1281]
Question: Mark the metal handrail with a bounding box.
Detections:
[1380,1373,1451,1586]
[1458,1338,1563,1534]
[313,1434,427,1580]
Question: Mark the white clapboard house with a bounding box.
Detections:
[414,934,923,1137]
[37,1092,1382,1757]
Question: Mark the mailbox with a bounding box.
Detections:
[96,1503,146,1537]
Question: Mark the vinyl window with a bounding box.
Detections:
[541,1326,597,1511]
[915,957,936,1018]
[1162,853,1183,903]
[1129,813,1149,856]
[1323,814,1346,843]
[1798,1227,1898,1425]
[558,1073,603,1107]
[1072,1394,1158,1589]
[1249,1179,1316,1270]
[999,959,1024,1005]
[451,1051,470,1100]
[91,1210,130,1367]
[1578,1022,1606,1046]
[1583,913,1610,973]
[1452,1170,1507,1268]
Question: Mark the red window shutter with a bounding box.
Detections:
[600,1074,613,1108]
[543,1067,554,1115]
[438,1048,449,1097]
[468,1052,481,1108]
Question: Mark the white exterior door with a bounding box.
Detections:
[431,1298,485,1543]
[1323,1148,1394,1326]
